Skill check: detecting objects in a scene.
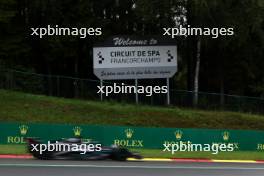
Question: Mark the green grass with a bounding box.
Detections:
[0,89,264,130]
[1,145,264,160]
[131,149,264,160]
[0,145,27,155]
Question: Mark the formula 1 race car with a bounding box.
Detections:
[26,137,142,161]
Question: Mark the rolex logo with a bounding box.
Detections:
[174,130,183,140]
[73,126,82,136]
[125,129,133,139]
[222,131,230,141]
[19,125,28,135]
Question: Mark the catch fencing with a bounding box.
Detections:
[0,68,263,114]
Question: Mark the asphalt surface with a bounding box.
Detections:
[0,159,264,176]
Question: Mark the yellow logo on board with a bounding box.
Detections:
[175,130,183,140]
[73,126,82,136]
[222,131,230,141]
[125,129,133,139]
[19,125,28,135]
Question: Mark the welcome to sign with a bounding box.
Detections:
[93,36,177,80]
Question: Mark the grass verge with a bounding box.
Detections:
[131,149,264,160]
[1,89,264,130]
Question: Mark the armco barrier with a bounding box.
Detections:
[1,122,264,151]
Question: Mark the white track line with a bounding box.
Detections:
[0,164,264,170]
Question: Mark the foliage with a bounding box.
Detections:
[0,0,263,97]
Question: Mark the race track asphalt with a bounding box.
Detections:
[0,159,264,176]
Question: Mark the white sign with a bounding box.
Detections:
[93,46,177,80]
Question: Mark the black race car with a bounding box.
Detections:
[26,137,142,161]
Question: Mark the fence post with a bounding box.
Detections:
[56,76,60,97]
[166,78,170,105]
[47,74,52,96]
[8,69,14,90]
[135,79,139,104]
[74,79,79,98]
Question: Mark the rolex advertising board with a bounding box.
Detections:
[93,36,177,80]
[1,123,264,151]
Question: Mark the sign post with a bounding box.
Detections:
[166,78,170,105]
[93,36,178,104]
[100,79,103,101]
[135,79,138,104]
